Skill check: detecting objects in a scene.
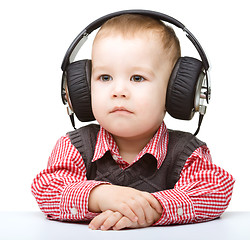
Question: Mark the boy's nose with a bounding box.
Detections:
[112,81,129,98]
[113,93,127,98]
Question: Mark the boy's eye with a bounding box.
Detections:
[131,75,145,82]
[100,75,112,81]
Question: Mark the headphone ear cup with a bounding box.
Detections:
[166,57,203,120]
[66,60,95,122]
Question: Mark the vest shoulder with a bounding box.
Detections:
[66,124,100,162]
[168,129,206,145]
[67,123,100,138]
[167,129,206,160]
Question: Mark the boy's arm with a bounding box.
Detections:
[151,146,235,225]
[31,135,161,224]
[31,136,110,221]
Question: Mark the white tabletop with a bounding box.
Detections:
[0,211,249,240]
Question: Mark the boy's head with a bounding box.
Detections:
[91,14,181,140]
[93,14,181,69]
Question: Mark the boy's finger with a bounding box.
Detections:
[133,196,154,225]
[127,198,146,225]
[89,210,113,230]
[116,203,138,223]
[142,192,163,214]
[113,216,134,230]
[101,212,123,231]
[137,197,156,224]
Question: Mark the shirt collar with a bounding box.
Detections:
[92,122,168,169]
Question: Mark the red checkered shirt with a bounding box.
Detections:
[31,122,235,225]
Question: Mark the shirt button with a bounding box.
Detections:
[177,207,183,216]
[70,207,78,215]
[112,154,118,161]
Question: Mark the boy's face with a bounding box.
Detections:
[91,34,172,140]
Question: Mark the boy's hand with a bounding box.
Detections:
[89,210,136,230]
[89,209,162,231]
[88,184,162,225]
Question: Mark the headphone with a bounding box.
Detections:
[61,10,211,135]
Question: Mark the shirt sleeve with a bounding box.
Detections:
[31,136,109,221]
[151,146,235,225]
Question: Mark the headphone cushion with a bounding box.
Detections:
[66,60,95,122]
[166,57,203,120]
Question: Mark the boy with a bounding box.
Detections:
[31,14,235,231]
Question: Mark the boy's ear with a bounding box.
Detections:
[166,57,203,120]
[66,59,96,122]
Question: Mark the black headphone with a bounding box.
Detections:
[61,10,211,135]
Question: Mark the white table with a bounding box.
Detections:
[0,211,249,240]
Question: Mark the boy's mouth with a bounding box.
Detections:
[110,106,133,114]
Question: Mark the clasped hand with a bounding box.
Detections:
[88,184,162,230]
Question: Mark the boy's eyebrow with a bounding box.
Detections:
[92,66,156,78]
[131,66,156,78]
[92,66,110,73]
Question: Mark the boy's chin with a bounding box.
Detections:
[105,126,154,142]
[108,127,136,138]
[103,123,141,139]
[98,117,162,140]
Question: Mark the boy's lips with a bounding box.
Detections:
[110,106,133,114]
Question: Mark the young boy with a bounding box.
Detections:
[31,14,235,231]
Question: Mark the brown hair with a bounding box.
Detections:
[93,14,181,67]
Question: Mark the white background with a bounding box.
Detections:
[0,0,249,212]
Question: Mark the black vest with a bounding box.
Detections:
[67,124,205,193]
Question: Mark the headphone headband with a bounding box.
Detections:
[61,9,209,72]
